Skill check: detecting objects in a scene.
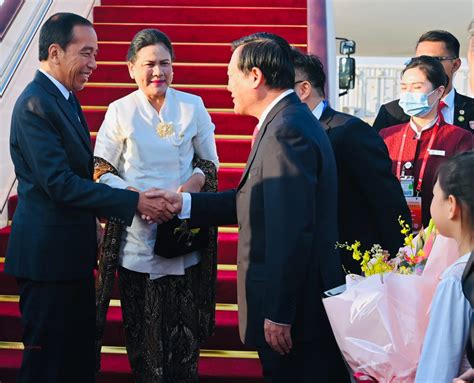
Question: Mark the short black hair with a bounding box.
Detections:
[127,29,174,63]
[39,13,93,61]
[291,48,326,97]
[417,30,460,58]
[402,55,448,89]
[231,32,294,90]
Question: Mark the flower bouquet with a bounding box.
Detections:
[323,219,459,383]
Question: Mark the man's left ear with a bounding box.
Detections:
[452,58,462,74]
[250,67,264,89]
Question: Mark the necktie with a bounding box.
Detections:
[68,93,88,134]
[438,100,447,122]
[438,100,447,113]
[251,125,259,148]
[68,92,79,116]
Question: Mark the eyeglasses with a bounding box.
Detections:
[294,80,310,85]
[404,55,459,65]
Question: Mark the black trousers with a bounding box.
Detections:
[257,338,350,383]
[17,277,96,383]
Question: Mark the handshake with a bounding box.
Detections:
[136,188,184,224]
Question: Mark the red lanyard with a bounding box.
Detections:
[396,117,441,194]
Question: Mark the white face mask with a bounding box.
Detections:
[398,88,439,117]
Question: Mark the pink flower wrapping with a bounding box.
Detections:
[323,235,459,382]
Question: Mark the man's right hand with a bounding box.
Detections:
[145,189,183,213]
[137,192,176,224]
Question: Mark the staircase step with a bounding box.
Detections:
[7,195,17,223]
[85,110,257,135]
[95,23,307,44]
[0,229,237,265]
[102,0,305,7]
[0,263,237,303]
[78,85,234,109]
[218,167,244,190]
[96,41,306,63]
[0,300,249,350]
[94,6,306,25]
[0,227,10,258]
[97,42,237,63]
[92,62,228,85]
[89,134,251,164]
[0,347,263,382]
[0,264,18,296]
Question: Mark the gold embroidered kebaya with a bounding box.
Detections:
[156,121,174,137]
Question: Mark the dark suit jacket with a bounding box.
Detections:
[462,251,474,366]
[320,107,411,273]
[373,91,474,134]
[6,71,138,281]
[189,93,343,349]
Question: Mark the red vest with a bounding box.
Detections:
[380,121,472,227]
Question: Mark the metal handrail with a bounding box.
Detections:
[0,178,16,215]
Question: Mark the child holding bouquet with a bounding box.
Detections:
[415,151,474,382]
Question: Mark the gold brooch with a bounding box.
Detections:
[156,122,174,137]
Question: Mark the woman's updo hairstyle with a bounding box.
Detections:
[127,28,174,63]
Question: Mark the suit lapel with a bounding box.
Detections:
[454,91,468,129]
[35,71,92,155]
[237,93,298,189]
[57,94,92,154]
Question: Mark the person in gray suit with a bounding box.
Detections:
[148,33,349,382]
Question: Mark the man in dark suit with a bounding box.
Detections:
[150,33,348,382]
[292,50,411,273]
[373,30,474,134]
[6,13,174,383]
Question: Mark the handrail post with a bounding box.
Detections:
[307,0,330,100]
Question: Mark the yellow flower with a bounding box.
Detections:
[398,266,412,275]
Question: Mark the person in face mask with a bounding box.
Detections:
[379,56,472,231]
[373,30,474,134]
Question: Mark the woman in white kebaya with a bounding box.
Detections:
[93,28,219,382]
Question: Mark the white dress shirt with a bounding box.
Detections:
[94,88,219,279]
[440,88,455,125]
[311,100,325,120]
[39,69,69,100]
[415,252,472,382]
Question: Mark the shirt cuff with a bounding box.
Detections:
[97,173,129,190]
[178,192,191,219]
[192,167,205,177]
[265,318,291,327]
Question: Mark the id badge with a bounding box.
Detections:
[406,196,422,232]
[400,176,414,197]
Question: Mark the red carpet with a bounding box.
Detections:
[0,0,309,380]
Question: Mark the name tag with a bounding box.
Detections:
[400,176,414,197]
[406,196,422,232]
[428,149,445,157]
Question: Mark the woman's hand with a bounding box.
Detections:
[177,173,205,193]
